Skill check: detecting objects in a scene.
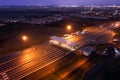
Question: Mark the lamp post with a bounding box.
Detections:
[22,35,28,41]
[67,25,72,31]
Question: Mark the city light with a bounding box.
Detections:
[115,22,120,28]
[22,35,28,41]
[111,31,116,37]
[115,23,119,27]
[67,25,72,30]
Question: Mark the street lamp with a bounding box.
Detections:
[67,25,72,30]
[22,35,28,41]
[115,23,119,27]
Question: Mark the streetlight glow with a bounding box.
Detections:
[67,25,72,30]
[22,35,28,41]
[115,23,119,27]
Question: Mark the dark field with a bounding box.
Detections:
[0,23,67,57]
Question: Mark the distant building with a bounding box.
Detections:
[78,46,95,56]
[49,36,79,51]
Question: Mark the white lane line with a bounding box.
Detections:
[3,49,64,73]
[10,52,64,79]
[0,48,56,72]
[0,44,54,70]
[1,72,9,80]
[12,51,71,80]
[0,42,49,66]
[0,44,48,65]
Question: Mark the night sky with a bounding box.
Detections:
[0,0,119,6]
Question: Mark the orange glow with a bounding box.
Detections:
[19,53,35,69]
[22,35,28,41]
[83,27,91,32]
[24,54,33,61]
[83,28,88,31]
[115,23,119,27]
[20,51,35,62]
[59,58,88,79]
[111,31,116,37]
[67,25,72,30]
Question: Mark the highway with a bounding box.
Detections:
[0,42,69,80]
[66,27,113,48]
[0,23,116,80]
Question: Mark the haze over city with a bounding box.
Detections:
[0,0,119,6]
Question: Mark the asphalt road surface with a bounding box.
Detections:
[0,42,69,80]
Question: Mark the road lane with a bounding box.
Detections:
[9,51,65,80]
[0,44,59,72]
[0,42,68,80]
[0,42,48,64]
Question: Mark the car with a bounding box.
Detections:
[113,39,119,42]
